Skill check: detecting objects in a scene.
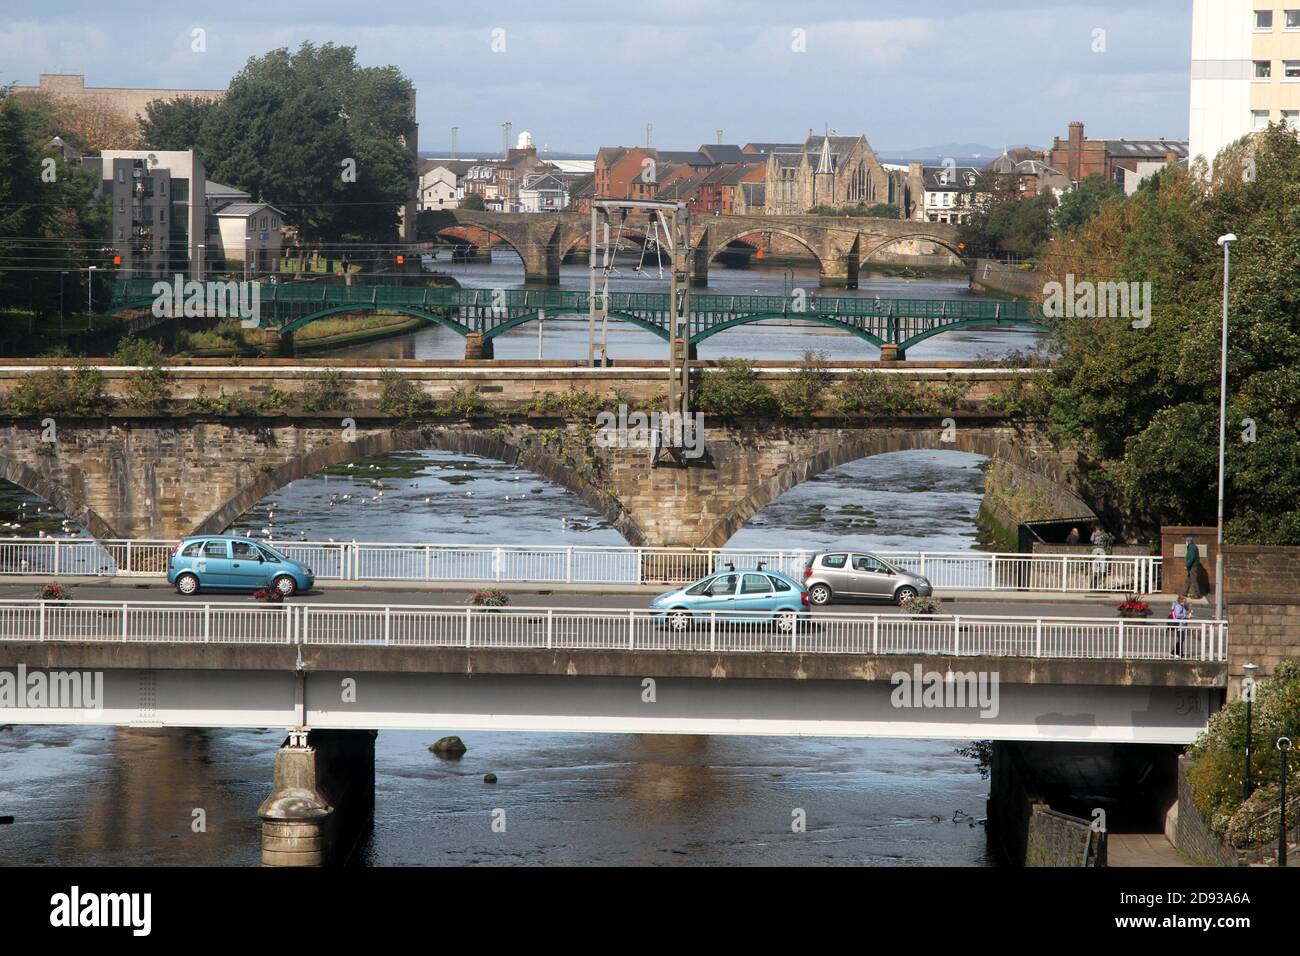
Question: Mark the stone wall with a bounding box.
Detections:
[1027,806,1106,867]
[1161,525,1217,598]
[1223,544,1300,685]
[978,458,1096,552]
[1164,755,1240,866]
[969,259,1043,300]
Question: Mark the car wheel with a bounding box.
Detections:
[774,611,798,633]
[666,609,691,631]
[176,573,199,595]
[273,575,298,597]
[895,586,918,607]
[808,583,832,606]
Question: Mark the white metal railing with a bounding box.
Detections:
[0,538,1165,593]
[0,599,1226,661]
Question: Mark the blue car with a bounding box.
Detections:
[167,535,314,596]
[650,567,812,631]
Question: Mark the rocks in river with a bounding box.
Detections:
[483,773,498,784]
[429,735,467,757]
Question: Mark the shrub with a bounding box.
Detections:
[113,335,172,413]
[5,362,110,417]
[1187,660,1300,839]
[470,589,509,607]
[299,369,353,413]
[693,360,777,416]
[836,371,929,416]
[776,349,830,416]
[377,369,435,417]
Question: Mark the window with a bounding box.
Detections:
[1256,9,1274,29]
[118,198,125,213]
[820,553,847,569]
[1288,10,1300,29]
[1255,60,1272,78]
[117,226,124,240]
[1284,110,1300,130]
[232,541,259,560]
[852,555,890,574]
[181,541,203,557]
[769,576,792,592]
[741,573,773,595]
[1253,109,1271,131]
[1285,60,1300,79]
[117,168,125,184]
[159,208,166,224]
[202,540,228,559]
[160,180,167,196]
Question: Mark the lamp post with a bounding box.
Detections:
[1243,662,1259,798]
[1279,737,1292,867]
[196,243,205,281]
[85,265,98,330]
[1213,233,1236,625]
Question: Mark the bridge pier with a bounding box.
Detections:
[260,328,294,358]
[258,728,377,867]
[819,257,859,289]
[878,344,904,361]
[464,332,494,360]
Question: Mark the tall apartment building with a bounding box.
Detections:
[1190,2,1300,166]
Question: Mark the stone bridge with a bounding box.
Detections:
[0,362,1092,546]
[418,210,963,287]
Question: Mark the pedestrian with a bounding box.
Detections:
[1089,522,1105,548]
[1066,527,1081,545]
[1168,594,1191,657]
[1184,536,1201,599]
[1088,522,1106,589]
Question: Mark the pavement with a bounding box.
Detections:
[1107,833,1198,867]
[0,575,1210,619]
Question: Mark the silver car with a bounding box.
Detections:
[803,551,933,606]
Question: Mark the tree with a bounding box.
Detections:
[1038,124,1300,543]
[1054,173,1124,230]
[460,192,485,211]
[139,95,218,151]
[193,43,416,265]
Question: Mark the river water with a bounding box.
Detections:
[0,259,1015,867]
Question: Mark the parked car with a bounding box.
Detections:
[803,551,932,606]
[650,566,811,631]
[167,535,314,596]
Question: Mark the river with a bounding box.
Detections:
[0,258,1014,867]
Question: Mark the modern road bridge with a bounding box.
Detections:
[107,280,1048,360]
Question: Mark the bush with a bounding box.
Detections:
[299,369,354,413]
[836,371,930,416]
[112,335,172,412]
[377,369,435,417]
[470,589,509,607]
[776,350,830,416]
[1187,660,1300,839]
[5,362,110,417]
[693,360,777,416]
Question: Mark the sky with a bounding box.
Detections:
[1,0,1194,157]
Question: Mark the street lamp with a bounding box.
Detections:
[85,265,98,330]
[1214,233,1236,624]
[1243,661,1259,798]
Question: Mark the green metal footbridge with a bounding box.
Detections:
[109,280,1048,355]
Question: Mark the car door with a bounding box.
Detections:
[818,553,853,594]
[229,539,269,590]
[692,573,738,618]
[852,553,895,597]
[734,572,776,620]
[197,539,233,587]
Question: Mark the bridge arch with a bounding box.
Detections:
[0,453,119,540]
[861,232,968,264]
[699,426,1092,548]
[703,227,824,271]
[192,425,646,546]
[429,223,527,268]
[278,304,469,338]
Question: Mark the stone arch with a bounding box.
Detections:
[0,453,119,540]
[702,227,824,271]
[861,232,967,264]
[699,426,1091,548]
[431,224,527,264]
[190,424,645,545]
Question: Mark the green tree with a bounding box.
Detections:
[1040,124,1300,542]
[1054,173,1125,230]
[460,192,486,211]
[139,95,218,151]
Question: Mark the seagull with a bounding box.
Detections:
[466,491,475,497]
[424,498,431,503]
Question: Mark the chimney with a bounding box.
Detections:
[1067,121,1085,181]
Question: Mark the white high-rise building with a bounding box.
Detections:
[1190,1,1300,167]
